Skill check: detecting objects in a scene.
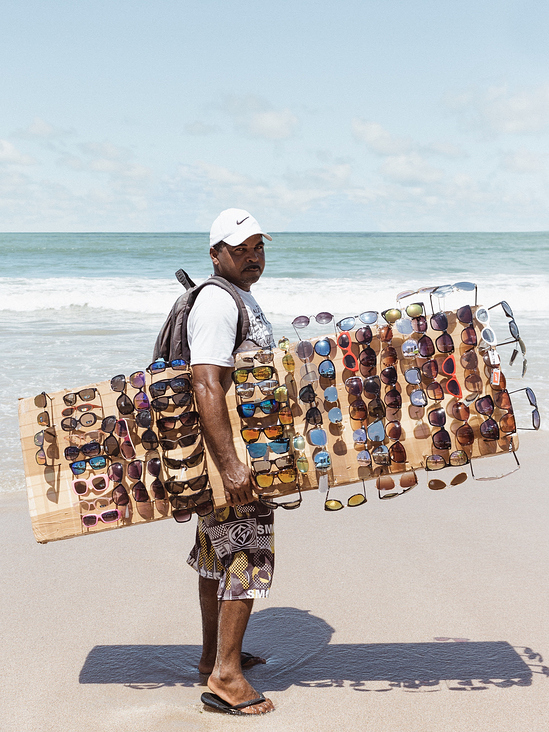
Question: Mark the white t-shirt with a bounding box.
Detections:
[188,283,275,367]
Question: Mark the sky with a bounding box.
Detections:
[1,0,549,232]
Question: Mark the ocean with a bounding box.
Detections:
[1,231,547,494]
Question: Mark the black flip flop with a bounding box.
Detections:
[201,692,271,716]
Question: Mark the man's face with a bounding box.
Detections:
[210,234,266,291]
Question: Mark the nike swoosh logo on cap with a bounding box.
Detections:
[236,217,249,225]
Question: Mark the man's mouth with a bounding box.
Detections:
[243,265,260,272]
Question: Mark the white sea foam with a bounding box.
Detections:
[1,273,548,319]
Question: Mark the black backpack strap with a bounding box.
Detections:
[174,269,196,290]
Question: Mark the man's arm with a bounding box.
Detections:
[192,363,257,507]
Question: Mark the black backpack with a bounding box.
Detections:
[152,269,250,363]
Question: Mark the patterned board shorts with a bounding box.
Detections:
[187,501,275,601]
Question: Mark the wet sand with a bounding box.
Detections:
[1,431,548,731]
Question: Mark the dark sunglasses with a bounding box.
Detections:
[259,486,303,510]
[147,358,188,374]
[237,398,279,418]
[63,387,98,406]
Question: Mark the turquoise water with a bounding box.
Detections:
[1,231,547,493]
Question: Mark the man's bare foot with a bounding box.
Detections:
[207,671,274,715]
[198,651,266,675]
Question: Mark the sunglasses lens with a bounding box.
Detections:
[116,394,134,415]
[349,400,367,420]
[426,455,446,470]
[436,333,454,353]
[314,338,331,356]
[383,309,401,324]
[363,377,381,399]
[464,373,483,392]
[151,479,166,500]
[406,303,423,318]
[456,424,475,445]
[357,450,371,465]
[457,305,472,324]
[328,407,342,424]
[172,509,192,523]
[372,445,390,465]
[389,441,407,463]
[445,378,462,398]
[314,451,331,470]
[127,460,143,480]
[418,336,435,358]
[428,408,446,427]
[324,386,338,402]
[73,480,88,495]
[380,366,397,385]
[256,473,274,488]
[427,382,444,401]
[433,429,452,450]
[319,360,336,378]
[360,311,378,324]
[270,438,290,453]
[295,341,314,363]
[356,326,373,344]
[452,402,470,420]
[411,316,428,333]
[431,313,448,331]
[359,347,376,368]
[367,420,385,442]
[410,389,427,407]
[305,407,322,425]
[450,450,469,466]
[325,499,344,511]
[480,418,499,440]
[337,317,355,331]
[404,368,421,385]
[345,377,363,396]
[134,392,150,410]
[110,375,126,392]
[129,371,146,389]
[379,326,393,342]
[494,391,512,410]
[296,456,309,473]
[461,326,477,346]
[475,396,494,415]
[384,389,401,409]
[310,429,327,446]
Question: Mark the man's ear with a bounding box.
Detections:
[210,246,220,266]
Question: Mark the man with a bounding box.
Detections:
[186,209,276,716]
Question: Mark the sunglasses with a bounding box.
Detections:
[237,398,279,418]
[325,483,367,511]
[72,474,110,496]
[69,455,108,476]
[318,359,336,379]
[381,308,402,324]
[439,355,462,398]
[63,388,98,406]
[114,419,136,459]
[232,365,276,385]
[246,438,290,459]
[147,358,188,374]
[110,372,146,392]
[425,450,469,471]
[64,441,102,461]
[358,346,377,375]
[337,332,359,372]
[252,455,295,473]
[292,311,334,329]
[240,424,285,443]
[336,311,378,331]
[235,349,274,366]
[165,474,210,495]
[507,387,540,430]
[131,481,150,502]
[402,339,422,358]
[235,379,279,398]
[61,412,101,431]
[81,509,121,527]
[151,393,193,411]
[163,450,205,470]
[254,467,297,488]
[159,433,200,450]
[259,486,303,510]
[111,484,130,507]
[314,450,331,471]
[156,411,200,433]
[429,281,477,311]
[61,403,101,417]
[376,471,418,499]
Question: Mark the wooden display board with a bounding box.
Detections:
[19,306,519,543]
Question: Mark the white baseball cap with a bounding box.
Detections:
[209,208,272,248]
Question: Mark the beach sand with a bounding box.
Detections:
[1,431,548,732]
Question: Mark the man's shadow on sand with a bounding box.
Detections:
[79,607,547,692]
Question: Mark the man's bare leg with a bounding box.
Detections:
[198,576,266,675]
[198,576,219,674]
[207,598,274,714]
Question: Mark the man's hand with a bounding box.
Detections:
[221,460,258,506]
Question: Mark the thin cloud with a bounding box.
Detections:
[221,94,299,140]
[0,140,36,165]
[352,119,413,155]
